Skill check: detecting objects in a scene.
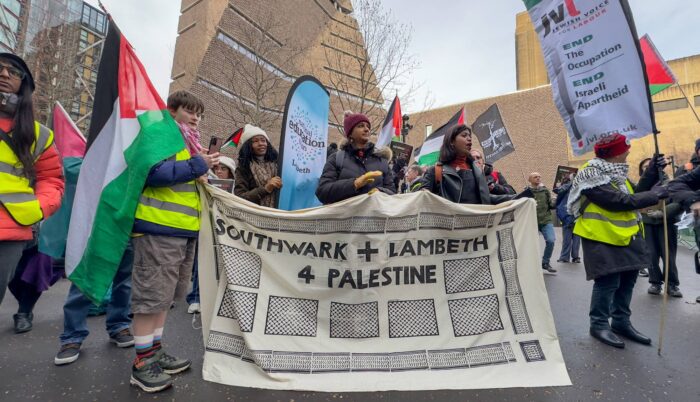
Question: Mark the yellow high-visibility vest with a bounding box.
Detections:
[0,122,53,226]
[134,147,201,231]
[573,163,640,246]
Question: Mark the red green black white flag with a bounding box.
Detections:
[640,34,677,96]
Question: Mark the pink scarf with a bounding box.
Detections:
[178,122,203,156]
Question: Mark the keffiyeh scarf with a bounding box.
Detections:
[178,122,203,156]
[566,158,630,218]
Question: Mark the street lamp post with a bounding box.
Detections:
[401,114,413,143]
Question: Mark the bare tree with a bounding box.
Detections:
[322,0,422,134]
[202,14,303,134]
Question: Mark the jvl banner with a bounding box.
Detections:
[523,0,654,155]
[198,187,571,391]
[277,76,330,210]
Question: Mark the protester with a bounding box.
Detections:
[674,138,700,176]
[55,247,135,365]
[316,111,395,204]
[404,164,423,193]
[667,164,700,304]
[234,124,282,207]
[554,173,581,264]
[128,91,218,392]
[470,149,516,195]
[638,158,683,297]
[567,134,668,348]
[326,142,338,158]
[416,125,511,205]
[528,172,557,274]
[0,53,64,328]
[212,155,236,180]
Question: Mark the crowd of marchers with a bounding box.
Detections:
[2,52,700,393]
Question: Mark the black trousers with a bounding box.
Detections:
[643,222,679,286]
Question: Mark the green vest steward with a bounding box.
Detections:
[0,122,53,226]
[134,148,200,231]
[573,163,640,246]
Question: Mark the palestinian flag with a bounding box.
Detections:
[65,21,185,304]
[223,126,243,148]
[640,34,676,96]
[376,96,402,148]
[38,102,87,260]
[415,107,466,166]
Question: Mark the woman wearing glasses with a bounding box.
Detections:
[0,53,64,332]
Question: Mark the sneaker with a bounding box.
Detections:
[668,286,683,298]
[639,268,649,277]
[54,343,81,366]
[154,348,191,374]
[572,258,581,263]
[187,303,200,314]
[130,355,172,393]
[110,328,135,348]
[648,284,662,295]
[556,259,569,263]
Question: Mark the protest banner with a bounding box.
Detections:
[389,141,414,165]
[277,76,330,211]
[553,165,579,190]
[197,187,571,391]
[522,0,655,156]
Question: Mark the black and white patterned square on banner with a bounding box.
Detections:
[388,299,439,338]
[264,296,319,337]
[200,188,570,391]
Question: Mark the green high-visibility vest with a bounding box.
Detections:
[573,164,640,246]
[135,147,200,231]
[0,122,53,226]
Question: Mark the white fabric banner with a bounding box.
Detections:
[523,0,654,156]
[198,186,571,391]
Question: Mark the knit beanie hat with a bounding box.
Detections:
[343,111,370,138]
[239,124,269,147]
[594,133,630,159]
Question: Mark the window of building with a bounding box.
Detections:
[695,95,700,107]
[81,3,106,34]
[653,98,688,113]
[0,8,19,32]
[426,124,432,137]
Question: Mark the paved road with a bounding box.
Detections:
[1,228,699,401]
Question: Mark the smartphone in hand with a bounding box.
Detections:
[208,136,222,154]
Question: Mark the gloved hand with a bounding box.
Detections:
[354,171,383,190]
[648,153,669,171]
[650,185,669,200]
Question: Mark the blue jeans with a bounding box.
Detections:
[589,270,637,330]
[538,223,555,265]
[558,224,580,261]
[186,250,200,305]
[59,242,133,345]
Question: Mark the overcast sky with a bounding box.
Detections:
[88,0,699,112]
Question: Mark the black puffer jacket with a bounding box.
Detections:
[579,168,661,280]
[316,142,395,205]
[417,162,513,205]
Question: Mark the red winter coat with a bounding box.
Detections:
[0,123,64,241]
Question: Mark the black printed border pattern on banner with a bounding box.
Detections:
[206,331,519,373]
[214,200,501,234]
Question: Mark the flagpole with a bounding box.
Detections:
[675,83,700,125]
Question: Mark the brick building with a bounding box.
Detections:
[169,0,383,153]
[407,12,700,191]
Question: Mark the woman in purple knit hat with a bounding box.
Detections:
[316,111,395,204]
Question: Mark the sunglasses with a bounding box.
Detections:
[0,63,25,81]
